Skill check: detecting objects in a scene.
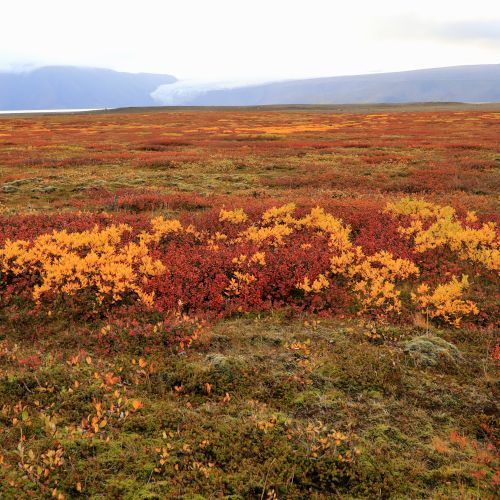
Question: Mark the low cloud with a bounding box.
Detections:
[380,18,500,46]
[435,20,500,42]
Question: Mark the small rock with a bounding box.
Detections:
[9,177,43,186]
[1,184,19,193]
[31,185,57,193]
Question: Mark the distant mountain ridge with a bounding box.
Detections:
[153,64,500,106]
[0,66,176,110]
[0,64,499,110]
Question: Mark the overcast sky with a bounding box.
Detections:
[1,0,499,81]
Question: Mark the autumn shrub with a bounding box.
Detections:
[0,199,497,327]
[0,224,164,308]
[411,276,479,327]
[385,198,499,272]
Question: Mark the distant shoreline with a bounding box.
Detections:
[1,102,499,117]
[99,102,500,114]
[0,108,101,115]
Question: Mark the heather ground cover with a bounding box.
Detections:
[0,107,498,498]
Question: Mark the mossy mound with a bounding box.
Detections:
[1,184,19,193]
[403,335,464,369]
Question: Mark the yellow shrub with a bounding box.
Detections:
[411,275,479,326]
[219,208,248,224]
[386,198,499,272]
[348,251,419,314]
[232,252,266,267]
[297,274,330,293]
[232,254,248,266]
[385,198,454,220]
[330,246,363,275]
[225,272,256,296]
[241,224,293,245]
[140,216,182,244]
[0,225,165,307]
[249,252,266,266]
[298,207,344,232]
[261,203,296,225]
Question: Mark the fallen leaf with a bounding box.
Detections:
[131,399,143,411]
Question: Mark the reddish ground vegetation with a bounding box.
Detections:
[0,108,498,499]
